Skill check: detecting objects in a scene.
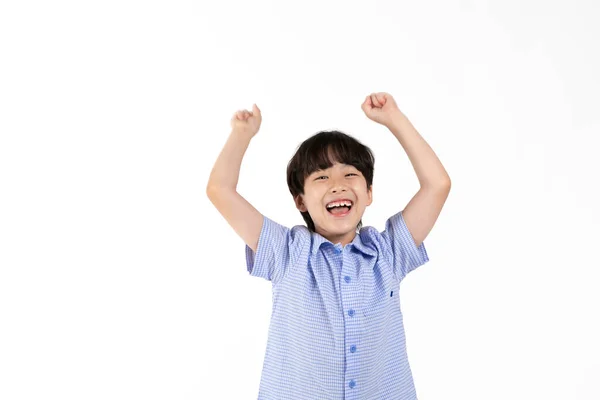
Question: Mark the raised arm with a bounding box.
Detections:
[362,93,451,247]
[206,104,264,252]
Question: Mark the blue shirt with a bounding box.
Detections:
[245,210,430,400]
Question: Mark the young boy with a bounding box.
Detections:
[207,92,451,399]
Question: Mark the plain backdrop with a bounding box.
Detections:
[1,0,599,399]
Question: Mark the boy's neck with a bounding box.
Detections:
[320,229,357,247]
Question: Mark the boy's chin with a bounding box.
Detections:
[322,215,357,229]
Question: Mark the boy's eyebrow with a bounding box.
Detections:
[310,165,357,175]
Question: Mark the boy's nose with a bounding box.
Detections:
[330,185,347,193]
[329,176,348,192]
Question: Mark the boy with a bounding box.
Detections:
[207,92,451,399]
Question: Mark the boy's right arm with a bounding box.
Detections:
[206,107,263,252]
[206,185,263,253]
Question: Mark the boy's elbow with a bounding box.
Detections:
[206,184,216,197]
[206,184,233,198]
[206,185,224,204]
[206,184,216,200]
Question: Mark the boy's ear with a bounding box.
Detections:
[366,185,373,206]
[294,195,308,212]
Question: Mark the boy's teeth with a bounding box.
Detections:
[326,200,352,208]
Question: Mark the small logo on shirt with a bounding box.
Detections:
[390,290,393,297]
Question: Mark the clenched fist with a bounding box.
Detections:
[231,104,262,137]
[361,92,402,128]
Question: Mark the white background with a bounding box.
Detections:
[1,0,599,399]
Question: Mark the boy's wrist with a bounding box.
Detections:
[385,110,408,131]
[231,128,258,141]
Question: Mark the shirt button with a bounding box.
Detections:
[349,379,356,388]
[344,276,351,283]
[350,345,356,353]
[348,309,355,317]
[335,246,342,254]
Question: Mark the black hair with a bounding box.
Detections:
[286,130,375,232]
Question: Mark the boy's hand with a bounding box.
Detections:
[361,92,402,128]
[230,104,262,137]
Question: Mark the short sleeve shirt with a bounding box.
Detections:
[245,210,430,400]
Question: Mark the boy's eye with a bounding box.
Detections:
[315,173,357,180]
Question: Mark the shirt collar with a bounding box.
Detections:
[310,228,377,257]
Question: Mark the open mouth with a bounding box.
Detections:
[325,200,353,216]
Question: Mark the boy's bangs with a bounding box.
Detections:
[302,138,357,180]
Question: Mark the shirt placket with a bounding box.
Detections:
[336,243,361,400]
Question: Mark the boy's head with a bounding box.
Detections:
[286,130,375,242]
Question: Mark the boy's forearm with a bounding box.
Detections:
[207,130,252,191]
[387,111,451,189]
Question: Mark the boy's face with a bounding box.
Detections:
[295,162,372,245]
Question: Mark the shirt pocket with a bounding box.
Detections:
[362,283,397,318]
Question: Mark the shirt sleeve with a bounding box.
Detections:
[380,210,430,281]
[244,215,303,285]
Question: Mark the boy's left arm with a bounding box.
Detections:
[362,92,451,247]
[387,109,451,247]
